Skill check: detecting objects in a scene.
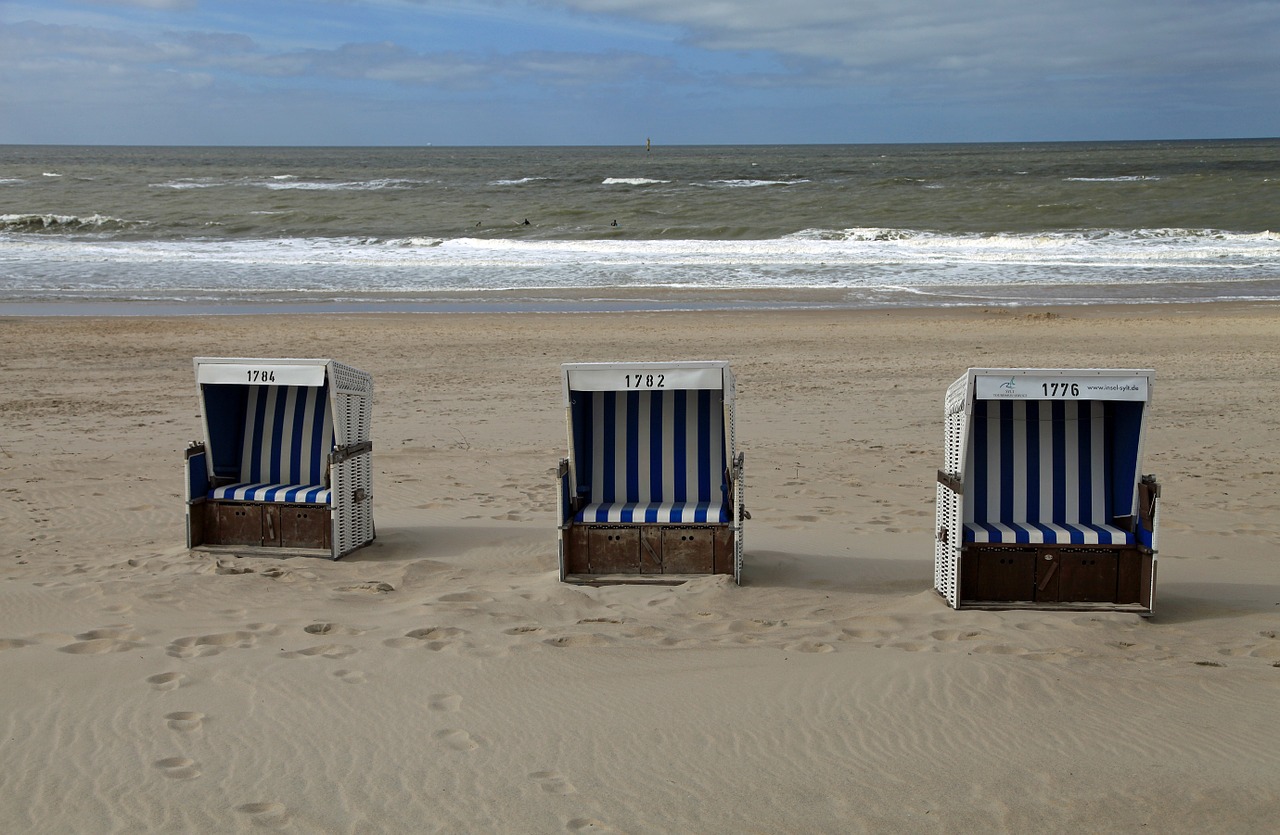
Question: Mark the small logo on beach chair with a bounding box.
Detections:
[999,377,1017,391]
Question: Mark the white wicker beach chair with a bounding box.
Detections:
[184,357,374,559]
[935,368,1160,613]
[557,361,745,584]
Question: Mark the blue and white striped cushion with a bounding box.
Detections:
[573,389,727,524]
[209,384,333,505]
[964,399,1135,545]
[576,501,728,524]
[963,520,1132,545]
[210,482,332,504]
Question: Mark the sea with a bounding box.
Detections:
[1,140,1278,314]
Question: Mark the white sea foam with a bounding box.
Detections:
[1065,176,1160,182]
[3,227,1277,305]
[708,178,810,188]
[491,177,552,186]
[262,177,422,190]
[602,177,670,186]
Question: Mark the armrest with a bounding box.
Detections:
[937,470,963,495]
[330,441,373,466]
[730,452,750,521]
[557,458,575,525]
[185,443,208,503]
[1132,475,1161,551]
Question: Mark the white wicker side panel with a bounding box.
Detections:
[725,396,743,584]
[330,361,374,399]
[734,454,745,585]
[935,376,969,608]
[1148,493,1160,612]
[334,392,373,447]
[330,364,374,558]
[332,453,374,558]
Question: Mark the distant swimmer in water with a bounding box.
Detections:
[611,219,618,227]
[475,221,481,227]
[523,218,530,225]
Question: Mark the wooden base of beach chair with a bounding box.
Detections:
[562,524,735,583]
[960,545,1154,612]
[195,501,332,551]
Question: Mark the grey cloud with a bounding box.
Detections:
[548,0,1280,82]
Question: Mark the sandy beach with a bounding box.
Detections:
[2,303,1278,833]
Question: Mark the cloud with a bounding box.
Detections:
[2,0,1276,143]
[547,0,1280,85]
[80,0,196,8]
[0,17,675,97]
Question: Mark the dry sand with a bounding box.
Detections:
[1,304,1278,833]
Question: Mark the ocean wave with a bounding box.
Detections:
[602,177,670,186]
[151,176,430,190]
[1064,176,1161,182]
[261,177,424,191]
[707,178,810,188]
[490,177,552,186]
[0,213,144,233]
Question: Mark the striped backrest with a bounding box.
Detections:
[967,399,1129,526]
[240,385,333,486]
[574,389,726,507]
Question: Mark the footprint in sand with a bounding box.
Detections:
[154,756,201,780]
[333,669,367,684]
[393,627,467,652]
[437,591,494,604]
[60,638,139,655]
[168,631,257,658]
[236,801,292,828]
[334,582,394,594]
[787,641,835,653]
[929,629,985,642]
[165,711,205,732]
[886,641,936,653]
[0,638,33,651]
[434,728,481,751]
[969,643,1029,656]
[504,625,544,636]
[60,625,145,655]
[282,644,358,659]
[304,622,365,636]
[544,634,612,648]
[429,693,462,712]
[530,770,577,795]
[146,672,188,691]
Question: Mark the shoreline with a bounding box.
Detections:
[2,297,1278,321]
[3,289,1279,318]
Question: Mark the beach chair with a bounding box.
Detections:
[557,361,745,584]
[935,369,1160,613]
[184,357,375,559]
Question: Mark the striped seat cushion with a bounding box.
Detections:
[576,501,728,524]
[210,482,332,504]
[964,398,1136,545]
[572,389,728,524]
[963,520,1132,545]
[208,384,333,505]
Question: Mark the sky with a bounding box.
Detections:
[2,0,1278,146]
